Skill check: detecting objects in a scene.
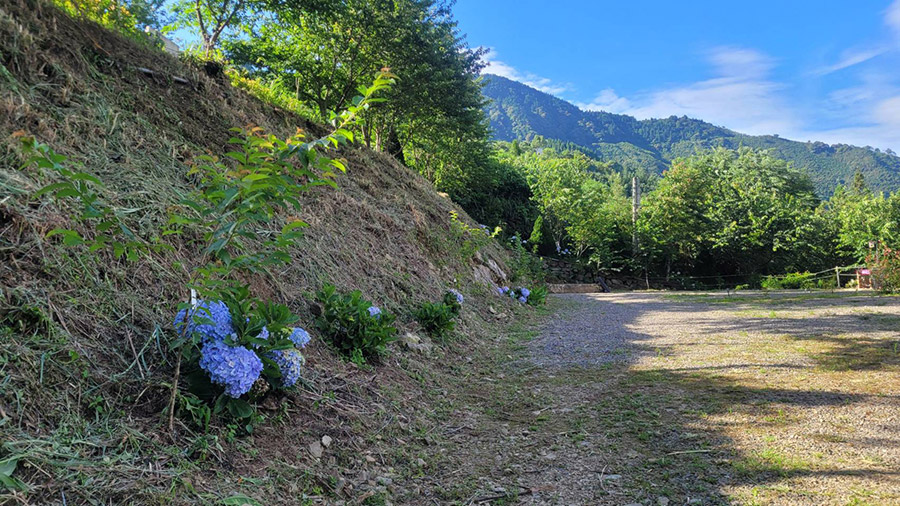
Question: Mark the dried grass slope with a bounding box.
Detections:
[0,1,514,503]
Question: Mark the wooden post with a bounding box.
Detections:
[835,267,840,290]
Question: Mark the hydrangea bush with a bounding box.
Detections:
[497,285,548,306]
[314,283,397,363]
[415,289,464,339]
[173,289,311,420]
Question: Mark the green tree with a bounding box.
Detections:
[640,147,829,277]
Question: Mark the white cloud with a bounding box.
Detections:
[765,92,900,152]
[481,48,571,95]
[873,95,900,127]
[887,0,900,36]
[577,89,632,113]
[582,47,800,136]
[815,46,888,75]
[706,46,774,79]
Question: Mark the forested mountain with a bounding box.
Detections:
[483,74,900,196]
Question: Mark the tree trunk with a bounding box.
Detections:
[385,126,405,165]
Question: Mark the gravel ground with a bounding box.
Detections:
[483,291,900,505]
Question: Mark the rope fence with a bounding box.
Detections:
[613,264,870,291]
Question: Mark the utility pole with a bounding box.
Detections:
[632,176,641,257]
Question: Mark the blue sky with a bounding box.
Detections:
[454,0,900,152]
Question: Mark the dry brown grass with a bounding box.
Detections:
[0,1,519,503]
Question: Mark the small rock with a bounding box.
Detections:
[308,441,323,459]
[334,477,346,494]
[658,497,670,506]
[321,435,333,447]
[400,332,433,353]
[365,455,377,463]
[377,476,393,486]
[415,458,426,468]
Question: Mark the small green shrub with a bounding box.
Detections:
[498,285,547,306]
[414,289,465,339]
[449,211,497,263]
[761,272,815,290]
[19,136,158,260]
[414,301,456,339]
[526,286,548,306]
[314,284,397,362]
[506,234,545,282]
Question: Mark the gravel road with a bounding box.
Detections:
[499,291,900,505]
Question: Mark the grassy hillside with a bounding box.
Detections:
[0,1,524,503]
[483,74,900,196]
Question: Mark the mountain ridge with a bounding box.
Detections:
[482,74,900,195]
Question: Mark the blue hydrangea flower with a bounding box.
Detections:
[518,296,528,303]
[248,326,270,349]
[266,349,304,388]
[368,306,382,318]
[498,286,509,295]
[447,289,464,304]
[199,341,263,398]
[520,287,531,298]
[174,300,233,342]
[288,327,311,348]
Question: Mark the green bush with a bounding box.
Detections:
[506,234,545,282]
[526,286,548,306]
[414,301,456,339]
[415,290,463,339]
[314,284,397,363]
[761,272,815,290]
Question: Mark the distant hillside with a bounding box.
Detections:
[482,74,900,195]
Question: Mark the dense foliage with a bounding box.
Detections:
[314,283,398,363]
[483,74,900,197]
[414,290,463,339]
[638,148,829,278]
[483,138,900,287]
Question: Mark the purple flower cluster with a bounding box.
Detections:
[199,340,263,397]
[174,300,233,342]
[266,349,305,387]
[498,286,532,304]
[174,300,310,398]
[447,289,464,304]
[288,327,311,348]
[367,306,382,318]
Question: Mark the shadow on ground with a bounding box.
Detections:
[436,292,900,505]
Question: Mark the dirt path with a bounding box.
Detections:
[431,292,900,505]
